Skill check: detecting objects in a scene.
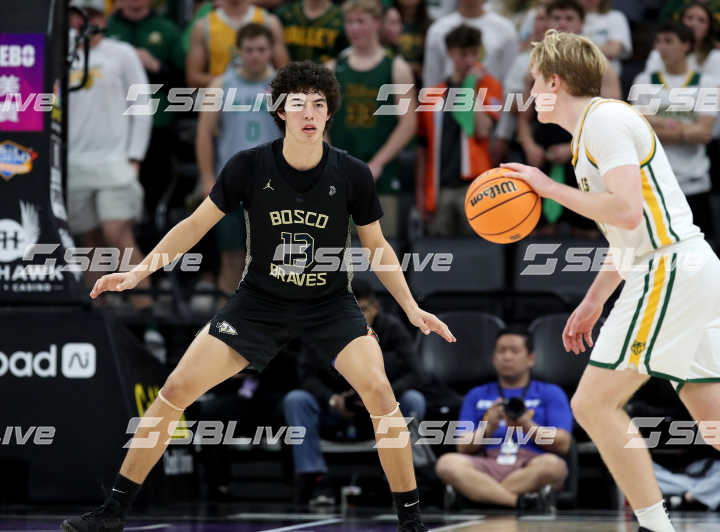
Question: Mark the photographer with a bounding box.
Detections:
[435,327,572,512]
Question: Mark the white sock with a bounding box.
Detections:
[635,499,675,532]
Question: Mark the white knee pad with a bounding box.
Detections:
[369,402,400,420]
[157,390,184,412]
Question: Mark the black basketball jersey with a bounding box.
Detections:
[209,139,383,301]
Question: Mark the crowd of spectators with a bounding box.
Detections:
[69,0,720,270]
[65,0,720,507]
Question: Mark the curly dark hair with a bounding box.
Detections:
[269,61,341,132]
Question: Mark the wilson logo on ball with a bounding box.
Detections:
[469,180,518,207]
[465,167,540,244]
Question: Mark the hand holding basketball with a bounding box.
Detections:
[464,167,541,243]
[499,162,556,197]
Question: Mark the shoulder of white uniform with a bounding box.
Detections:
[586,98,640,126]
[579,100,637,150]
[584,98,656,165]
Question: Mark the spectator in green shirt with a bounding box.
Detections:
[275,0,349,63]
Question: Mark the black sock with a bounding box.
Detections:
[108,474,141,514]
[393,488,421,523]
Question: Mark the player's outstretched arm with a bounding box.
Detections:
[355,221,456,343]
[90,198,225,299]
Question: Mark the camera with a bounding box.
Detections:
[502,397,527,420]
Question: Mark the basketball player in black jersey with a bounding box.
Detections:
[61,61,455,532]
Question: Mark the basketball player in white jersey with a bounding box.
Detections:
[502,29,720,532]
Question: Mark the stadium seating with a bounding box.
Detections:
[407,237,506,315]
[417,311,506,396]
[528,312,602,398]
[512,237,608,304]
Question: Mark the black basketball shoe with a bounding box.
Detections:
[397,516,428,532]
[61,498,124,532]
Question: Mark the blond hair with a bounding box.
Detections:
[342,0,383,19]
[530,29,607,97]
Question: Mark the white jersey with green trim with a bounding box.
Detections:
[571,97,702,276]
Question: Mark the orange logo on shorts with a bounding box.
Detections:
[367,326,378,341]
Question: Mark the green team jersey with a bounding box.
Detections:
[397,21,425,69]
[330,49,400,194]
[275,1,348,63]
[106,10,185,129]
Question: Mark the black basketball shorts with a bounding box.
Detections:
[207,284,371,371]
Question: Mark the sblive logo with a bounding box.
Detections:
[0,343,96,378]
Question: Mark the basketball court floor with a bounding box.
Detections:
[2,507,719,532]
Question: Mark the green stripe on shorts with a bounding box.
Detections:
[611,259,653,369]
[644,254,680,381]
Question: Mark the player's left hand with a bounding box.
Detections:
[500,162,556,198]
[407,307,456,343]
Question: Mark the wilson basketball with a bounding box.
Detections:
[464,167,541,244]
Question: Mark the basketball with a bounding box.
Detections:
[464,167,541,244]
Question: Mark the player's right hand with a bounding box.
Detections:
[563,299,603,355]
[90,271,141,299]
